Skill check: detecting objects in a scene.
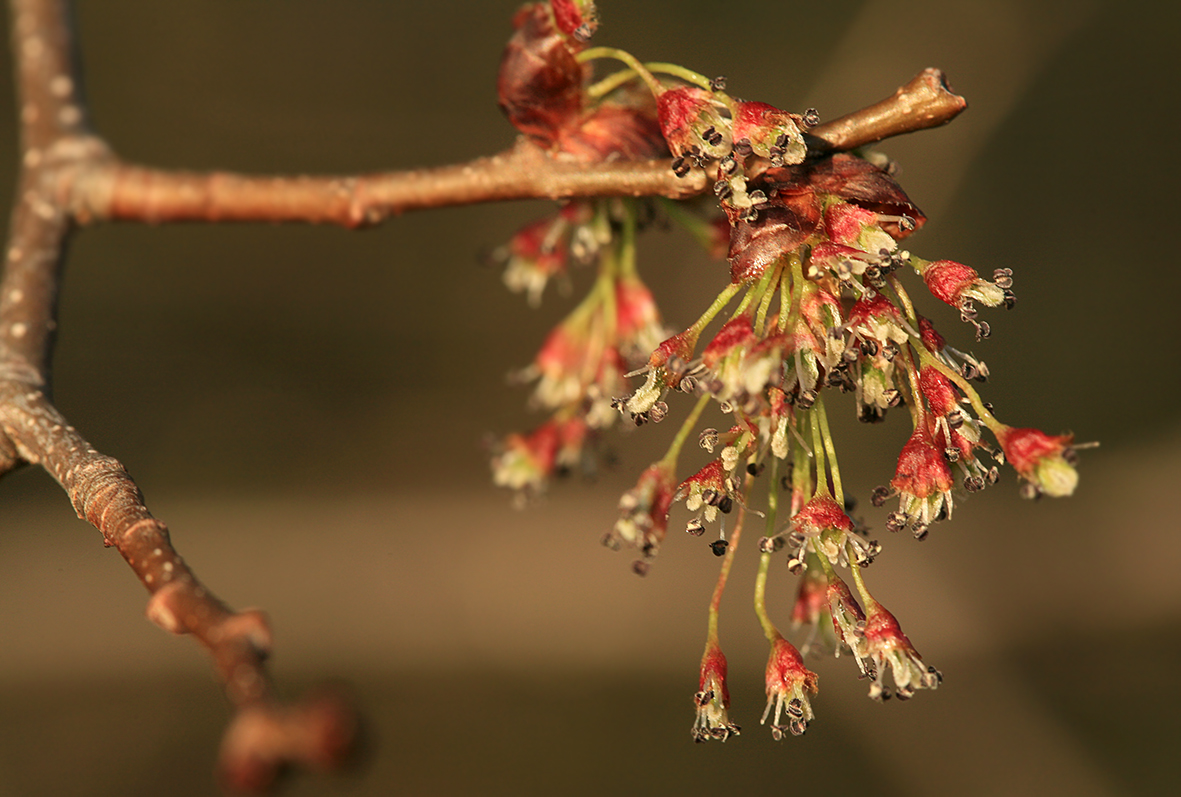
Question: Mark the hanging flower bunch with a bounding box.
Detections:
[491,0,1081,741]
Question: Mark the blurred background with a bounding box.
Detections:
[0,0,1177,794]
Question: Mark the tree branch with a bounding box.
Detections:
[60,71,965,229]
[0,0,968,790]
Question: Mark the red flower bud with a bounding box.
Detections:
[995,426,1078,497]
[693,643,740,742]
[761,636,818,739]
[922,259,1004,309]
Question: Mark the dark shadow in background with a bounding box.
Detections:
[0,1,1177,795]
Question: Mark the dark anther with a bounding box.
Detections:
[964,475,985,492]
[796,389,817,410]
[710,75,727,91]
[1019,481,1041,500]
[860,339,879,357]
[702,126,716,141]
[649,401,669,423]
[718,496,734,514]
[986,466,1000,484]
[775,132,791,148]
[747,462,765,476]
[686,518,706,536]
[899,214,916,232]
[886,511,907,532]
[975,320,991,341]
[913,524,929,541]
[993,268,1013,288]
[884,390,903,408]
[679,375,698,393]
[1003,290,1017,310]
[739,206,760,223]
[671,156,691,178]
[573,23,594,43]
[734,139,753,157]
[713,179,733,199]
[601,532,621,550]
[945,447,960,463]
[1063,447,1079,466]
[871,485,892,507]
[786,557,804,574]
[632,560,650,576]
[710,540,729,557]
[701,489,719,506]
[719,155,738,175]
[699,428,719,450]
[947,410,964,429]
[960,362,978,380]
[758,536,784,553]
[780,474,792,491]
[802,108,820,127]
[748,189,768,204]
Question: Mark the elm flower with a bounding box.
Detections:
[995,425,1078,498]
[790,564,834,656]
[491,416,588,500]
[676,459,732,536]
[657,86,730,163]
[862,596,942,701]
[731,100,806,166]
[761,636,819,739]
[607,461,676,566]
[786,494,878,571]
[918,259,1015,340]
[918,366,996,492]
[825,576,871,674]
[693,643,740,742]
[823,202,900,263]
[889,423,955,538]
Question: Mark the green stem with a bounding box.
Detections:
[688,283,741,339]
[808,409,829,497]
[618,199,638,279]
[914,347,1002,431]
[753,551,778,641]
[707,473,752,641]
[662,393,711,465]
[754,262,782,336]
[815,395,844,507]
[847,554,875,608]
[886,274,919,327]
[576,47,663,97]
[657,197,719,254]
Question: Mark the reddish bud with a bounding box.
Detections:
[694,642,740,742]
[498,3,585,147]
[862,597,941,700]
[995,426,1078,497]
[922,260,1004,309]
[731,101,805,165]
[657,86,728,159]
[761,636,818,738]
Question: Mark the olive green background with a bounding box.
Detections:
[0,1,1177,795]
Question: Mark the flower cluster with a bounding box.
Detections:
[490,0,1082,742]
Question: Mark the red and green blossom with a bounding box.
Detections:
[995,425,1078,497]
[862,596,942,701]
[693,643,740,742]
[761,636,818,738]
